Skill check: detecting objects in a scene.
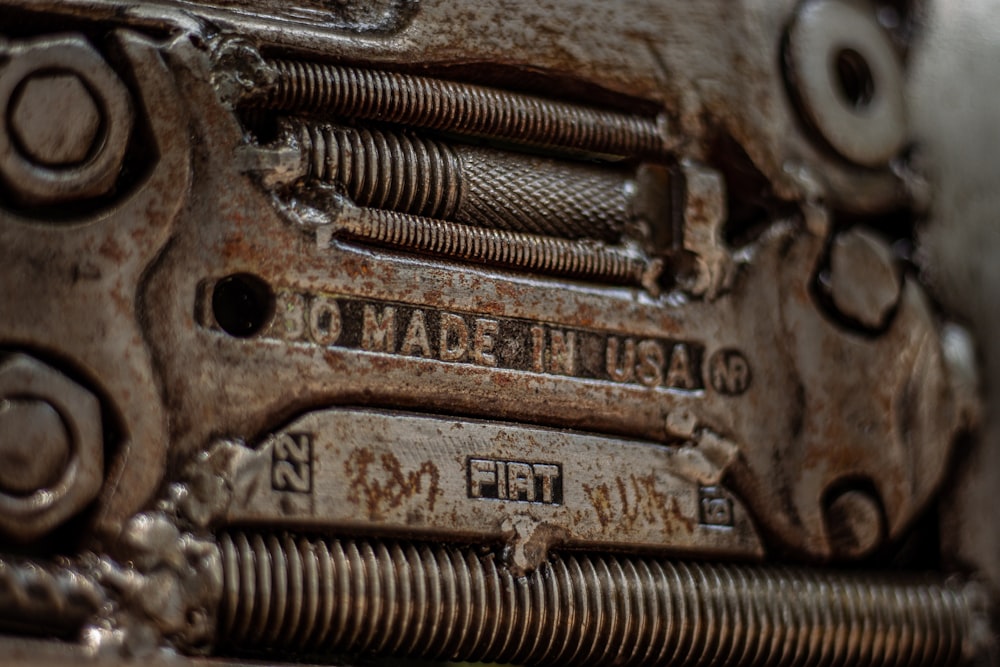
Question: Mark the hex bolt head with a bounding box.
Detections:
[0,36,133,205]
[825,489,884,559]
[828,228,901,329]
[0,399,70,494]
[10,73,102,166]
[0,354,104,542]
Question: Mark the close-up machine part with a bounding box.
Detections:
[0,0,996,665]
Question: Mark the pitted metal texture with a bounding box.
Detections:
[0,0,993,665]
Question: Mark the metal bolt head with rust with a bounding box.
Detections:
[0,399,70,495]
[825,488,885,559]
[0,354,103,542]
[0,35,133,206]
[9,73,102,167]
[827,228,902,329]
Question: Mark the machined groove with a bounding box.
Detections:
[254,59,666,159]
[297,122,632,242]
[217,532,984,667]
[331,205,652,286]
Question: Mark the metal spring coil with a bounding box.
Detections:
[333,206,649,286]
[217,532,982,667]
[258,59,665,159]
[299,123,463,221]
[298,122,631,242]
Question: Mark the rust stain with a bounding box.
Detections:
[635,474,694,534]
[586,475,694,535]
[494,281,518,301]
[344,448,443,520]
[616,476,643,529]
[665,495,695,534]
[99,235,127,263]
[582,482,613,527]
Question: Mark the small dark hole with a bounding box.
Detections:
[834,48,876,109]
[212,273,273,338]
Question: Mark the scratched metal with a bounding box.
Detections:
[181,207,964,561]
[0,0,974,562]
[215,409,763,569]
[0,0,993,664]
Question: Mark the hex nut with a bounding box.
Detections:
[10,73,102,166]
[0,35,133,206]
[0,399,71,494]
[825,488,884,558]
[828,228,901,329]
[0,354,104,542]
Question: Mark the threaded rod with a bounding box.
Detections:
[299,123,464,222]
[331,206,653,287]
[217,532,984,666]
[252,59,666,159]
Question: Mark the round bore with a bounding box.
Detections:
[212,274,275,338]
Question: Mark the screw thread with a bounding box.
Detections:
[333,206,647,286]
[299,123,463,221]
[218,532,982,667]
[258,60,665,159]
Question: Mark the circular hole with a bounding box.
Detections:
[834,48,876,109]
[212,274,274,338]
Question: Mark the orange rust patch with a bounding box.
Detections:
[582,482,613,527]
[344,448,443,520]
[585,475,695,535]
[99,235,127,263]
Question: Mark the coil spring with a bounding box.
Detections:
[218,532,982,667]
[335,206,649,286]
[299,123,463,221]
[258,59,665,159]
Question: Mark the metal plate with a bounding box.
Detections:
[211,409,763,570]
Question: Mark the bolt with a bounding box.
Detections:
[0,555,104,639]
[10,73,102,166]
[0,399,70,494]
[827,228,901,329]
[0,354,103,542]
[825,488,884,558]
[0,35,134,205]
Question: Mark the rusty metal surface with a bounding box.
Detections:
[0,0,994,664]
[198,409,763,571]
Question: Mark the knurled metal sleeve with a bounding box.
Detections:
[256,59,666,159]
[217,532,985,667]
[298,122,631,242]
[331,206,650,286]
